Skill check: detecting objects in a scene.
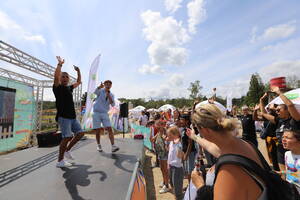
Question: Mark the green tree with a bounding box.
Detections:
[43,101,56,109]
[286,75,300,89]
[245,73,265,105]
[188,80,203,100]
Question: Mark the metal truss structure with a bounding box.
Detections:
[0,40,82,142]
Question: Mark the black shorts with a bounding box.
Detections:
[276,143,286,164]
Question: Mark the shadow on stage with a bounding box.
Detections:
[61,164,107,200]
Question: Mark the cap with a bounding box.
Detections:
[104,80,112,84]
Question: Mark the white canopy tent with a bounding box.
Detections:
[147,108,158,112]
[158,104,176,112]
[129,105,146,120]
[129,105,146,113]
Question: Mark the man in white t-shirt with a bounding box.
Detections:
[139,111,148,126]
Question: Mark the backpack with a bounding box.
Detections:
[214,147,300,200]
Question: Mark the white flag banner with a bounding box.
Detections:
[81,54,101,130]
[226,95,232,112]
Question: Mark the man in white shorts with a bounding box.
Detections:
[93,80,119,152]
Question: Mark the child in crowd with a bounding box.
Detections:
[180,114,197,185]
[282,125,300,194]
[151,120,170,193]
[167,126,184,200]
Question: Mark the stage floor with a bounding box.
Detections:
[0,138,143,200]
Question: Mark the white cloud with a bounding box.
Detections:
[187,0,206,34]
[250,26,258,43]
[145,73,186,99]
[147,43,188,66]
[261,21,296,41]
[261,45,273,51]
[253,21,297,43]
[141,10,190,66]
[259,37,300,60]
[148,84,189,99]
[259,60,300,81]
[0,10,46,44]
[138,64,165,74]
[149,86,171,99]
[165,0,183,13]
[23,35,46,44]
[217,78,250,99]
[216,60,300,98]
[168,73,184,86]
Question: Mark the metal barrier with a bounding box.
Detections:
[125,160,140,200]
[125,159,147,200]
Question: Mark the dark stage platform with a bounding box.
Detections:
[0,138,144,200]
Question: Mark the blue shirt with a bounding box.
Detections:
[93,88,115,113]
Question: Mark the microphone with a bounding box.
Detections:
[106,90,110,101]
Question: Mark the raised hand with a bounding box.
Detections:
[73,65,80,72]
[254,104,260,111]
[186,128,196,139]
[56,56,65,65]
[191,170,205,189]
[270,86,281,95]
[260,92,268,100]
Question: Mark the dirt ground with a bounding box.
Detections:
[144,150,189,200]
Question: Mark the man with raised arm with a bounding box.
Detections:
[92,80,119,152]
[53,56,85,168]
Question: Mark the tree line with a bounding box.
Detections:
[116,73,300,109]
[50,73,299,110]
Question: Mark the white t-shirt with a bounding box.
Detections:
[285,151,300,193]
[168,141,183,168]
[139,115,148,126]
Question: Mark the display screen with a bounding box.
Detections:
[0,86,16,139]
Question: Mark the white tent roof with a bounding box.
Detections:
[147,108,158,112]
[158,104,176,112]
[129,105,146,112]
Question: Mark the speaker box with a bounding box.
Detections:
[37,131,61,147]
[119,102,128,118]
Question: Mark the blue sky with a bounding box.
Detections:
[0,0,299,100]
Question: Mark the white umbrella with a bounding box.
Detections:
[147,108,158,112]
[129,105,146,120]
[196,100,227,114]
[158,104,176,112]
[267,88,300,111]
[129,105,146,112]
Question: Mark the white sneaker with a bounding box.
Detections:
[56,160,72,168]
[159,185,170,194]
[64,151,75,160]
[159,181,164,188]
[112,145,120,153]
[97,145,103,152]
